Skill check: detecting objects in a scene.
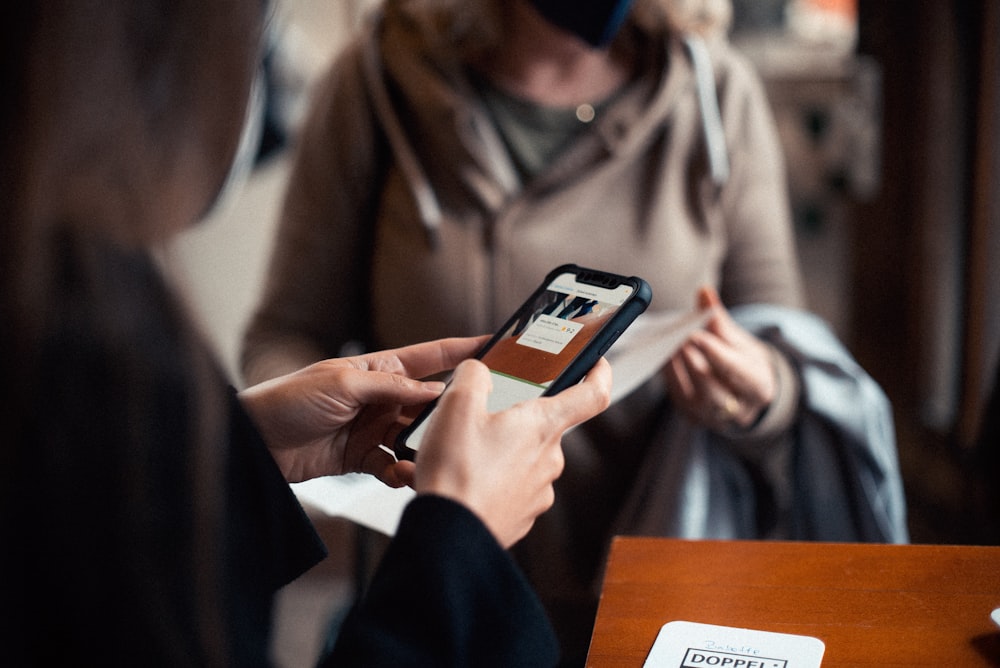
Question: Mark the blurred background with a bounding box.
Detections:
[167,0,998,663]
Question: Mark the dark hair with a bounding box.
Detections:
[2,0,266,390]
[1,1,267,662]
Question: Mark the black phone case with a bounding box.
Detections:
[394,264,652,460]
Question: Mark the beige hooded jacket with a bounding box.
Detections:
[242,2,804,382]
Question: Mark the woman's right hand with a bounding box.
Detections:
[414,357,612,548]
[663,286,777,432]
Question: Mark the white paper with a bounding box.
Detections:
[292,473,414,536]
[644,621,825,668]
[605,308,712,403]
[292,308,712,537]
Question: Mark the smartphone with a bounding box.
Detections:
[394,264,652,460]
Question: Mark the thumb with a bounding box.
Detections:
[438,359,493,411]
[697,285,723,311]
[698,285,742,342]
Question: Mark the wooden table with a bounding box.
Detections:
[587,538,1000,666]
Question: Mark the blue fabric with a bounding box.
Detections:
[527,0,636,47]
[616,305,909,544]
[734,304,909,543]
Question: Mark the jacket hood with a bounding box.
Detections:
[357,6,729,241]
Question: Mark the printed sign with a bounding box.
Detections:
[644,622,825,668]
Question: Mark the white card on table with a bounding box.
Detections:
[644,621,825,668]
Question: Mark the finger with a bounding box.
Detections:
[544,437,566,482]
[680,342,741,415]
[696,285,746,347]
[533,357,612,431]
[362,445,414,488]
[433,358,493,414]
[680,341,715,395]
[694,285,752,353]
[361,336,490,380]
[689,330,772,405]
[382,460,416,488]
[664,349,696,402]
[330,367,447,409]
[697,284,724,311]
[688,331,746,389]
[705,308,747,349]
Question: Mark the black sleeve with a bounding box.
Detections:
[222,388,328,665]
[325,495,560,667]
[226,387,328,592]
[4,243,327,665]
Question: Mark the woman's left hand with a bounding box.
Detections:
[238,336,487,485]
[662,286,776,432]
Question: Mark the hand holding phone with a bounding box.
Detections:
[411,355,612,547]
[395,264,652,460]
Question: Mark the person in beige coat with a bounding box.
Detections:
[242,0,907,663]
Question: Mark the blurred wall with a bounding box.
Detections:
[167,0,375,382]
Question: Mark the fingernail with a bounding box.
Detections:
[424,381,447,393]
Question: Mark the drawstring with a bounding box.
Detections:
[361,22,442,246]
[683,35,730,187]
[360,19,729,246]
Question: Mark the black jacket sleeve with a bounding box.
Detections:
[326,495,560,667]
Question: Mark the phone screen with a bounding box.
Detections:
[401,270,636,453]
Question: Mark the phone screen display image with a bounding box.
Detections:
[401,270,637,454]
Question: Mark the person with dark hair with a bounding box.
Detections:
[0,1,611,665]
